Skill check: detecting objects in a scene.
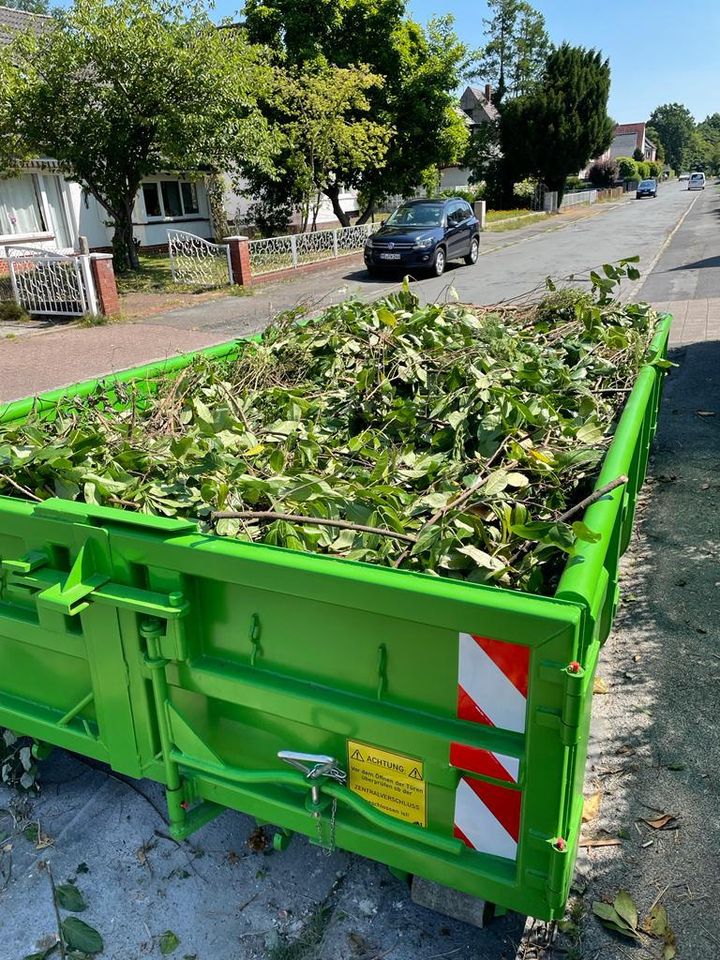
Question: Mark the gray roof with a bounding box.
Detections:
[462,86,500,122]
[0,4,52,45]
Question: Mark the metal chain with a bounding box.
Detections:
[315,796,339,856]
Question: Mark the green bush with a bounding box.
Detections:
[438,185,485,203]
[637,161,651,180]
[647,161,662,179]
[615,156,638,180]
[564,176,585,191]
[588,158,619,187]
[0,299,30,323]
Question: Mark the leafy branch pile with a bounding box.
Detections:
[0,262,662,594]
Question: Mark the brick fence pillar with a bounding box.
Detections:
[225,235,252,287]
[90,253,120,316]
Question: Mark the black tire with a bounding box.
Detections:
[431,246,446,277]
[464,235,480,265]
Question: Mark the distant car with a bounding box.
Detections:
[688,172,705,191]
[364,198,480,277]
[678,173,690,181]
[636,178,658,199]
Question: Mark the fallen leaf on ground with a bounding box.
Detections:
[643,905,670,937]
[55,882,87,912]
[593,677,609,694]
[246,826,271,853]
[159,930,181,955]
[582,792,602,822]
[642,814,679,830]
[592,891,641,941]
[696,410,716,417]
[60,917,103,955]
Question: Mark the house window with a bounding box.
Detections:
[142,183,162,217]
[141,179,201,220]
[0,175,47,236]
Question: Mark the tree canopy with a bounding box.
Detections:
[500,43,613,200]
[242,0,470,222]
[475,0,550,103]
[647,103,695,173]
[1,0,50,13]
[0,0,273,269]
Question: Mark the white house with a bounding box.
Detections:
[0,5,214,258]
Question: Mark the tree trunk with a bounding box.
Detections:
[323,183,350,228]
[112,200,139,272]
[356,198,376,224]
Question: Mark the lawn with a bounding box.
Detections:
[485,211,548,231]
[485,208,540,223]
[115,252,235,295]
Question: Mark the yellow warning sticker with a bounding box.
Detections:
[347,739,427,827]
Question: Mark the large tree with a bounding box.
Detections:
[500,43,613,202]
[244,62,391,231]
[242,0,470,222]
[0,0,274,270]
[475,0,551,103]
[648,103,695,174]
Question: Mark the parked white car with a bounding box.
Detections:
[678,173,690,181]
[688,172,705,191]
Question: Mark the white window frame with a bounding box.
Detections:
[140,179,202,222]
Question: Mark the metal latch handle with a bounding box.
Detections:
[277,750,344,781]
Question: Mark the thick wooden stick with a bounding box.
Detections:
[556,474,628,523]
[211,510,417,544]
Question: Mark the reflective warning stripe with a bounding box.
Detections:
[451,632,529,859]
[457,632,529,733]
[454,776,521,860]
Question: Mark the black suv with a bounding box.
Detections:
[364,198,481,277]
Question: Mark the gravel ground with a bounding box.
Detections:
[551,334,720,960]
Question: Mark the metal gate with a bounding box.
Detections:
[6,246,92,317]
[530,181,547,212]
[168,230,232,286]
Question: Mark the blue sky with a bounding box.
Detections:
[204,0,719,123]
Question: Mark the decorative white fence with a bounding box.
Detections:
[561,190,598,208]
[5,245,96,317]
[248,223,373,277]
[168,229,232,286]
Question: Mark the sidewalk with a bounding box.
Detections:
[552,295,720,960]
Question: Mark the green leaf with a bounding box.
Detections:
[572,521,601,543]
[159,930,181,955]
[61,918,103,954]
[456,545,504,571]
[56,882,87,912]
[23,946,59,960]
[613,890,638,932]
[483,470,509,496]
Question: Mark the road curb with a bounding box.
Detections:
[623,191,700,303]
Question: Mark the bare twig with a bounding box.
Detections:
[40,860,66,960]
[211,510,417,544]
[556,475,628,523]
[0,473,42,501]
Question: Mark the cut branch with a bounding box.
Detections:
[556,475,628,523]
[211,510,417,544]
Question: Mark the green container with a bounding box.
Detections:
[0,316,671,920]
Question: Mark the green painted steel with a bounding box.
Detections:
[0,315,671,920]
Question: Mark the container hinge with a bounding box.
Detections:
[560,662,585,746]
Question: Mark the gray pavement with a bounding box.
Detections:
[560,182,720,960]
[1,182,718,960]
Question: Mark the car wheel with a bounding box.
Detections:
[464,236,480,265]
[431,246,446,277]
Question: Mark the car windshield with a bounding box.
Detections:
[639,180,656,188]
[386,202,444,227]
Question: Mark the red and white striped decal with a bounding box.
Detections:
[451,632,529,860]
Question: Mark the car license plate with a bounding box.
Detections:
[380,253,401,260]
